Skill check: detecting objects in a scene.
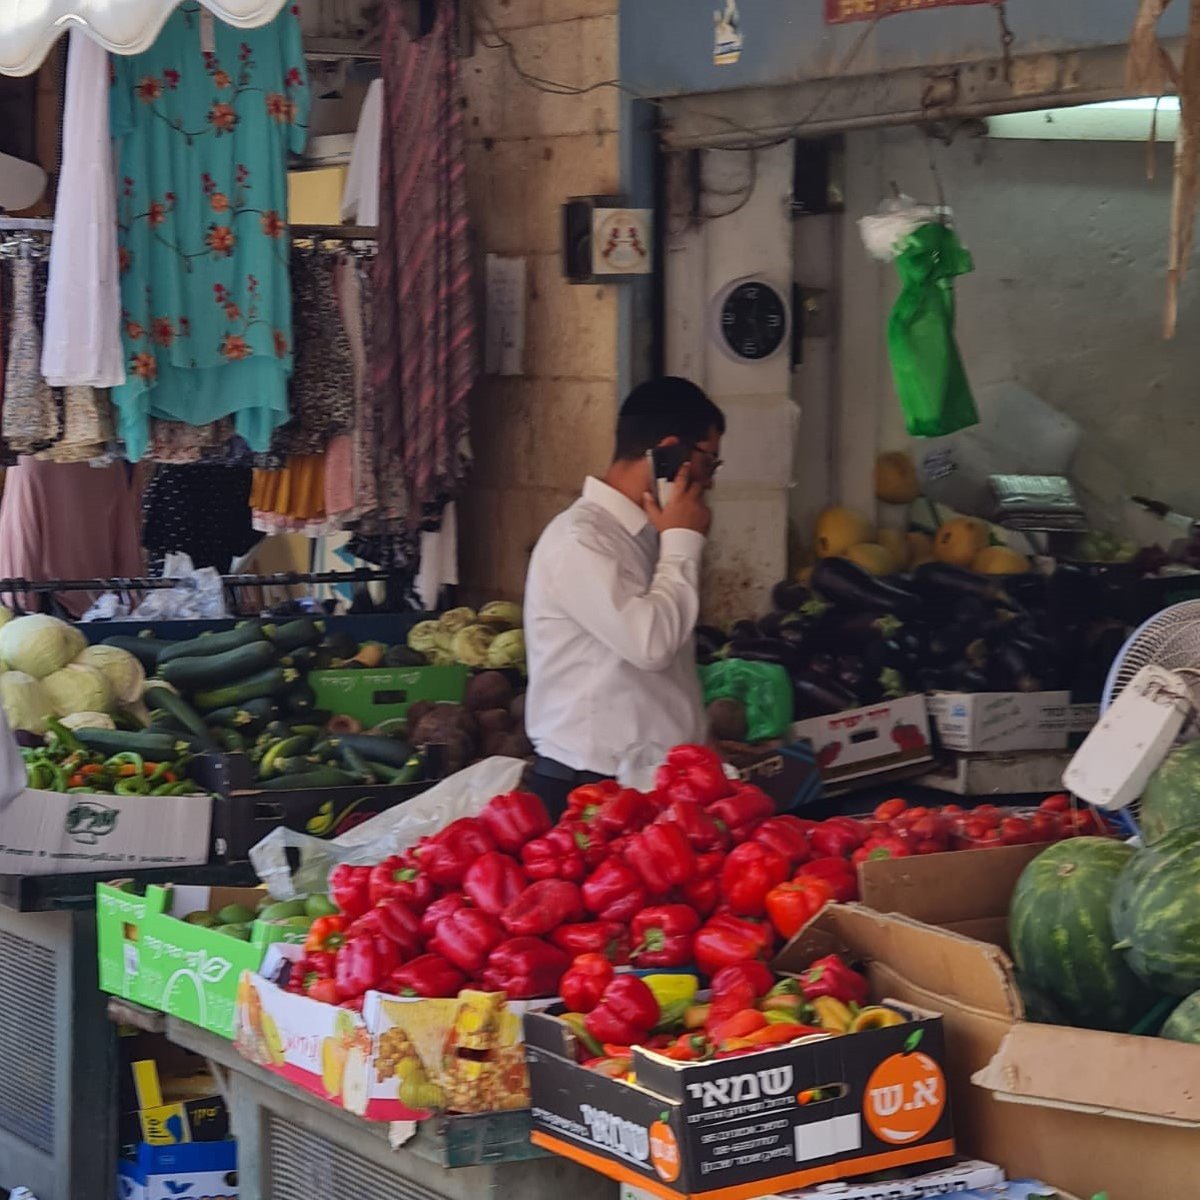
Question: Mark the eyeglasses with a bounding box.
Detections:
[692,447,723,478]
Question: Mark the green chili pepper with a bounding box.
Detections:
[148,761,176,783]
[46,719,82,754]
[68,786,97,794]
[115,776,150,796]
[27,762,54,790]
[105,752,145,775]
[164,781,199,796]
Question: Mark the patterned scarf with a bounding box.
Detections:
[372,0,476,522]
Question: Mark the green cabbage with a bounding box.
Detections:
[0,614,85,679]
[59,712,117,732]
[487,629,526,670]
[42,663,115,718]
[0,671,50,734]
[407,620,442,654]
[74,644,145,707]
[478,601,522,631]
[0,605,14,631]
[452,624,497,667]
[438,607,477,635]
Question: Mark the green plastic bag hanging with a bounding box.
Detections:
[698,659,793,744]
[887,222,979,439]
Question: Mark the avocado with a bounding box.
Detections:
[305,893,339,918]
[260,899,309,921]
[216,923,251,940]
[183,910,217,928]
[216,903,256,926]
[283,915,314,928]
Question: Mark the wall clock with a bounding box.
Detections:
[710,276,790,363]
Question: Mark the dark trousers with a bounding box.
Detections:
[524,757,615,823]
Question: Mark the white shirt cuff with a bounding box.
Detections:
[660,528,707,561]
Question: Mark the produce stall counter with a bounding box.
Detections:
[162,1014,616,1199]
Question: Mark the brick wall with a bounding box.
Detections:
[458,1,622,603]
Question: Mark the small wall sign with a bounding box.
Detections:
[826,0,987,23]
[713,0,744,65]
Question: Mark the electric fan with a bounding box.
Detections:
[1066,600,1200,835]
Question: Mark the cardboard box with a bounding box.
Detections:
[309,665,469,726]
[914,751,1072,797]
[527,908,954,1200]
[124,1057,230,1148]
[791,695,932,784]
[926,692,1096,754]
[117,1140,237,1200]
[233,946,540,1120]
[0,786,211,875]
[851,846,1198,1200]
[736,742,823,812]
[97,884,307,1039]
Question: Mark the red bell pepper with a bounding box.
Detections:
[623,822,696,895]
[482,937,570,999]
[429,907,505,974]
[582,858,647,923]
[567,779,621,824]
[596,787,657,838]
[367,853,437,911]
[305,914,348,953]
[308,977,340,1005]
[340,996,365,1013]
[335,934,390,1000]
[479,790,551,854]
[810,819,869,859]
[655,744,732,807]
[328,863,371,920]
[303,950,336,980]
[347,898,422,959]
[764,876,835,939]
[795,856,859,903]
[550,921,631,964]
[463,851,528,916]
[502,879,585,937]
[851,834,912,865]
[560,952,615,1013]
[521,826,586,883]
[693,912,774,978]
[561,819,610,871]
[584,974,660,1046]
[631,904,701,968]
[420,891,468,941]
[660,800,730,852]
[798,953,869,1006]
[752,816,813,868]
[419,818,497,887]
[681,849,724,918]
[706,783,774,843]
[720,841,790,917]
[712,959,775,999]
[387,954,466,999]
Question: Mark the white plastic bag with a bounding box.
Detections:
[251,756,529,899]
[859,195,949,263]
[132,553,228,620]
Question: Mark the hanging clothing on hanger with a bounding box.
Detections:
[41,27,125,389]
[341,77,383,227]
[110,2,310,461]
[4,251,59,454]
[143,463,259,576]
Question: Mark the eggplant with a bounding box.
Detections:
[810,558,921,617]
[727,639,805,675]
[793,672,860,717]
[832,611,905,646]
[925,624,978,666]
[863,637,915,673]
[771,580,811,612]
[731,619,760,641]
[695,625,728,660]
[757,611,788,640]
[913,561,1015,608]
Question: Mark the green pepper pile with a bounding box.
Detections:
[24,720,206,797]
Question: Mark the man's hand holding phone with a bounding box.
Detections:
[643,463,712,536]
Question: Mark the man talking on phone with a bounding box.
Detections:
[522,377,726,819]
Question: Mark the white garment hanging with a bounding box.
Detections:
[416,501,459,610]
[341,78,383,227]
[41,27,125,389]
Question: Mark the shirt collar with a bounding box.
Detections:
[582,476,649,538]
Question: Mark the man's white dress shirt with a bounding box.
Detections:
[524,477,706,777]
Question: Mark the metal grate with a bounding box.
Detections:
[265,1114,442,1200]
[0,930,56,1149]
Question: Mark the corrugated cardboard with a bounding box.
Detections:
[791,695,933,784]
[926,692,1096,753]
[850,847,1200,1199]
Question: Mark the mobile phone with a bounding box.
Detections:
[648,444,691,507]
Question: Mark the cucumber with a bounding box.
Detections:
[262,617,324,654]
[157,641,279,692]
[101,635,175,671]
[75,728,192,759]
[256,766,357,790]
[157,623,266,664]
[194,667,299,713]
[331,733,415,768]
[144,685,217,750]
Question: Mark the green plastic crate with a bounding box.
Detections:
[309,665,468,726]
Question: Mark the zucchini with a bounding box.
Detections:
[262,617,324,654]
[75,728,192,759]
[157,641,279,692]
[205,698,280,732]
[271,755,321,775]
[157,623,266,664]
[283,685,317,715]
[256,766,357,790]
[194,667,299,713]
[101,635,175,671]
[371,755,424,785]
[338,743,378,783]
[331,733,415,768]
[144,685,218,751]
[209,728,247,753]
[260,736,313,776]
[281,646,320,671]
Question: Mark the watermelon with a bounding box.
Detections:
[1112,825,1200,995]
[1140,740,1200,844]
[1161,990,1200,1043]
[1010,837,1156,1031]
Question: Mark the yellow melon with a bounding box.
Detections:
[876,529,910,571]
[814,508,874,558]
[973,545,1031,575]
[874,451,921,505]
[934,517,990,568]
[907,531,935,567]
[844,543,900,576]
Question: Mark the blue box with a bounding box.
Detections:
[117,1141,237,1200]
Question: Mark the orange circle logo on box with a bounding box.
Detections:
[863,1051,946,1145]
[650,1118,681,1182]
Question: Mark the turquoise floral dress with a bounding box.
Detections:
[110,2,309,461]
